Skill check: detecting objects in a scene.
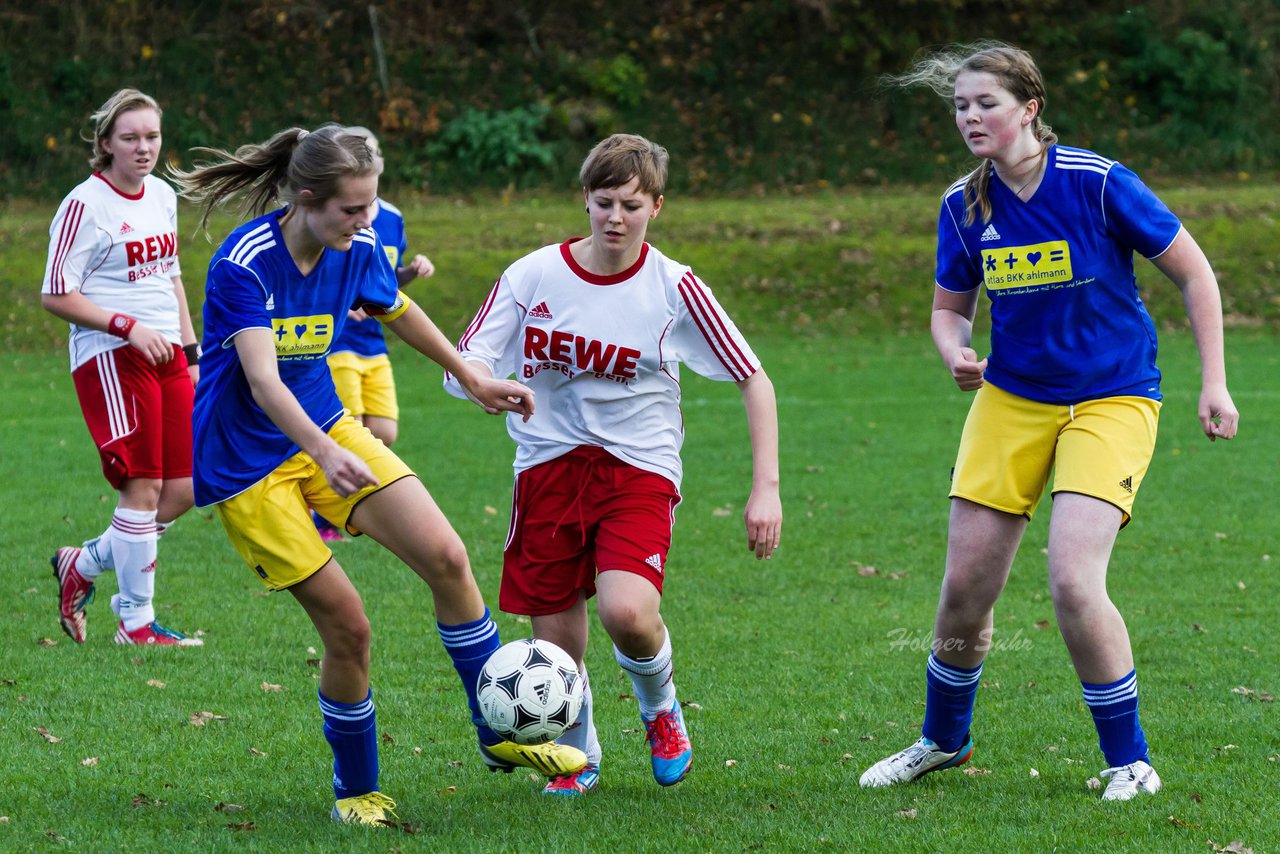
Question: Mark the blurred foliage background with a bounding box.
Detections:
[2,0,1277,199]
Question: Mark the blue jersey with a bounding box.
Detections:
[329,199,408,358]
[192,209,399,505]
[936,145,1181,405]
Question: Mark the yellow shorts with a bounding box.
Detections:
[951,383,1161,525]
[327,351,399,420]
[215,416,414,590]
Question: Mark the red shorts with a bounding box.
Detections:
[501,446,682,616]
[71,344,194,489]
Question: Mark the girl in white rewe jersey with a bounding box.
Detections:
[446,133,782,796]
[41,88,202,647]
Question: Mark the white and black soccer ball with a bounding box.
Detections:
[477,638,584,745]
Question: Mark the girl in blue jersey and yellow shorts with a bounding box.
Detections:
[171,125,585,826]
[860,43,1239,801]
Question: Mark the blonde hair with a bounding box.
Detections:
[894,42,1058,226]
[579,133,668,198]
[169,124,382,232]
[87,88,162,171]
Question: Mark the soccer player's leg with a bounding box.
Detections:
[533,599,602,796]
[1050,396,1162,800]
[334,424,584,776]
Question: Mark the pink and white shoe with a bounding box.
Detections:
[115,621,204,647]
[51,547,95,643]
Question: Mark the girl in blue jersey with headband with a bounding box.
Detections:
[172,125,586,826]
[860,43,1238,802]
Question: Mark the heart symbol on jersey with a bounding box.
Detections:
[1026,251,1043,266]
[294,323,308,337]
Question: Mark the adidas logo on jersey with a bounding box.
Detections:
[529,301,554,319]
[980,224,1001,242]
[1119,475,1133,494]
[119,221,134,235]
[644,553,663,573]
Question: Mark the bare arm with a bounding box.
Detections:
[41,290,173,366]
[233,328,377,496]
[171,275,200,385]
[384,301,535,421]
[1150,227,1239,441]
[930,285,987,392]
[737,369,782,560]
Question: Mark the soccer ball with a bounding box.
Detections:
[477,638,584,745]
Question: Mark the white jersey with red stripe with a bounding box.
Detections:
[445,239,759,488]
[42,173,183,371]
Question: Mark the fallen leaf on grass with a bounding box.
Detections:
[1034,620,1051,630]
[214,803,245,812]
[1029,768,1040,778]
[962,767,990,776]
[81,757,98,767]
[1168,815,1201,829]
[840,753,854,762]
[896,809,917,818]
[725,759,738,767]
[189,711,228,727]
[147,679,166,689]
[859,735,875,742]
[44,830,66,842]
[711,506,732,517]
[37,638,57,647]
[686,702,703,711]
[617,693,635,702]
[483,505,498,516]
[447,760,462,768]
[259,682,285,693]
[33,726,61,744]
[440,786,457,794]
[1086,777,1102,790]
[1207,841,1254,854]
[131,793,165,808]
[248,747,267,757]
[0,816,9,824]
[305,658,320,668]
[1215,744,1238,752]
[226,821,256,831]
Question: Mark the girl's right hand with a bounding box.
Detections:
[948,347,988,392]
[128,323,175,365]
[314,442,379,497]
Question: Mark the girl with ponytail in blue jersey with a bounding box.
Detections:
[172,125,586,826]
[860,43,1239,802]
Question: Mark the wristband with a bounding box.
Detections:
[107,313,137,340]
[182,343,202,365]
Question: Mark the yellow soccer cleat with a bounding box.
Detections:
[331,791,398,826]
[479,740,588,777]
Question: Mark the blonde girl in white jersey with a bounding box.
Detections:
[42,89,202,647]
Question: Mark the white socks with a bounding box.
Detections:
[558,665,602,767]
[614,629,676,719]
[104,508,158,631]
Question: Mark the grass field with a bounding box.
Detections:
[1,187,1276,851]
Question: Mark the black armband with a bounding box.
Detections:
[182,343,202,365]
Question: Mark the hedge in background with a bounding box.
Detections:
[2,0,1276,199]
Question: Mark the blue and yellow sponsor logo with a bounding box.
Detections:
[384,246,400,268]
[273,314,334,358]
[982,240,1072,290]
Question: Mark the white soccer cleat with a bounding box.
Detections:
[859,734,973,787]
[1099,760,1161,801]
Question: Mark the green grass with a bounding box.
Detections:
[1,328,1276,851]
[1,188,1276,850]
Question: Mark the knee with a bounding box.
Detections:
[1049,575,1104,617]
[326,611,372,662]
[598,602,660,653]
[121,478,163,510]
[938,576,998,625]
[425,537,471,584]
[376,423,397,446]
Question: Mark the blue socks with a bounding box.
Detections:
[319,689,378,800]
[921,653,982,753]
[438,608,502,745]
[1082,669,1149,767]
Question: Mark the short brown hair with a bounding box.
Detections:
[579,133,668,198]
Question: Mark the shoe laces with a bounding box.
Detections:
[344,791,398,822]
[546,767,593,792]
[644,709,689,757]
[148,622,188,641]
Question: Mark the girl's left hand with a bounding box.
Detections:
[744,490,783,560]
[1199,384,1239,441]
